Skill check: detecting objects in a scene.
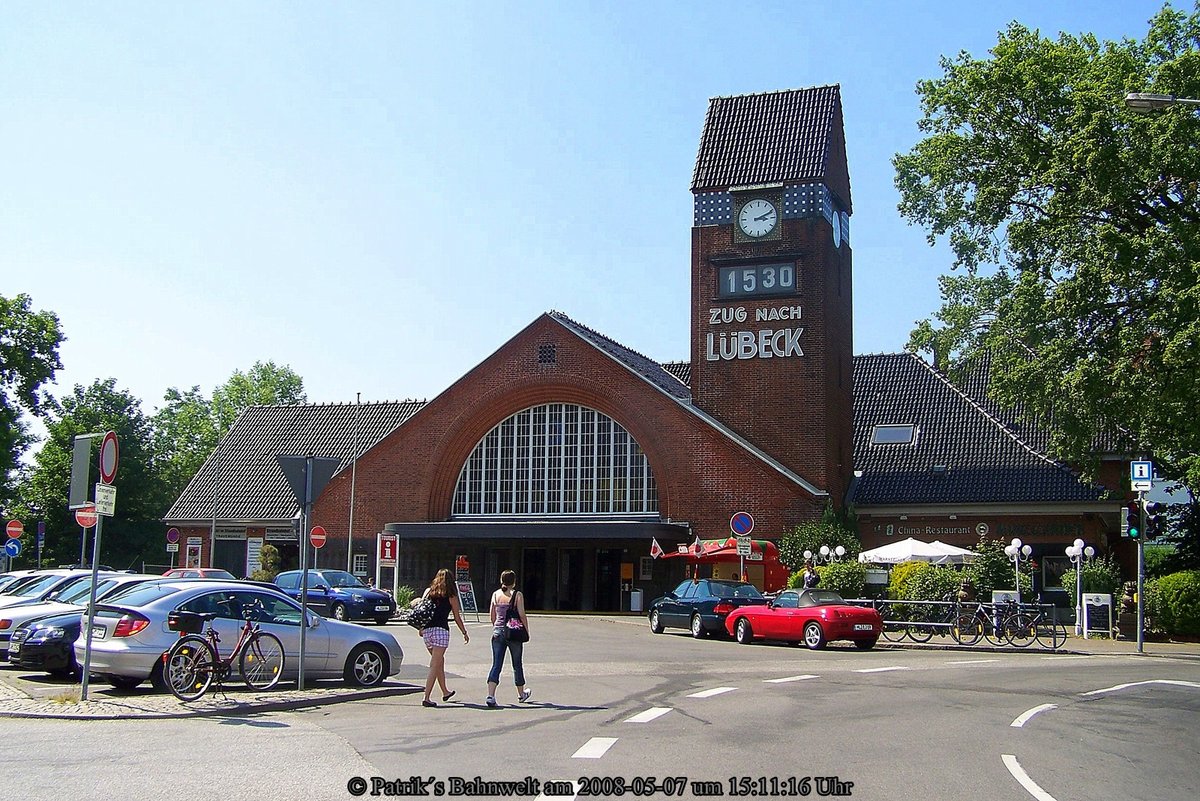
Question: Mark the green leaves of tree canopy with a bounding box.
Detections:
[893,6,1200,492]
[0,293,64,505]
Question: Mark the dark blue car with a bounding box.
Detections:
[275,569,396,625]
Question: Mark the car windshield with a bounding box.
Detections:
[100,583,185,609]
[709,581,764,600]
[14,574,71,598]
[804,590,847,605]
[316,571,365,589]
[57,578,105,604]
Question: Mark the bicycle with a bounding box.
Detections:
[1000,601,1067,650]
[163,600,286,701]
[952,601,1009,647]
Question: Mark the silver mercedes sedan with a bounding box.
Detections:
[74,580,403,691]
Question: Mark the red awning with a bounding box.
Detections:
[660,537,779,562]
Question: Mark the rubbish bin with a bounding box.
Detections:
[630,589,644,613]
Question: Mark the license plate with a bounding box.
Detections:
[854,623,875,631]
[91,625,106,640]
[374,605,390,612]
[8,642,20,656]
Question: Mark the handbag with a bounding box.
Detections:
[407,594,437,630]
[503,591,530,643]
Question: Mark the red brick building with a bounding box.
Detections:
[165,86,1123,610]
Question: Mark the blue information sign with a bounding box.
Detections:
[4,539,20,557]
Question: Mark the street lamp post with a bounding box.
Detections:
[806,545,846,565]
[1064,538,1096,639]
[1125,92,1200,112]
[1004,538,1033,604]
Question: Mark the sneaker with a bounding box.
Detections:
[519,688,532,703]
[485,695,497,708]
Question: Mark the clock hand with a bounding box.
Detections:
[755,211,775,221]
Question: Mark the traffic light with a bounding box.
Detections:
[1144,501,1163,540]
[1125,500,1142,539]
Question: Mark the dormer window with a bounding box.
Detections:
[872,424,915,445]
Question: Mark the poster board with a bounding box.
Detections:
[456,580,482,622]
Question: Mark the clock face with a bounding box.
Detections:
[831,211,841,248]
[737,198,778,238]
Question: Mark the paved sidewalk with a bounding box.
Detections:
[0,669,418,720]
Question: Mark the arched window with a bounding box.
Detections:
[452,403,658,516]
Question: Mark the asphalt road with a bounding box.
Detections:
[3,616,1198,801]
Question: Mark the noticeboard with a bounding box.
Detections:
[457,580,479,615]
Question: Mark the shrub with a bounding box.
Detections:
[249,543,282,583]
[886,561,926,600]
[1144,545,1176,580]
[1058,554,1123,602]
[778,513,861,571]
[395,585,417,609]
[902,564,963,602]
[1153,571,1200,637]
[815,561,867,599]
[964,537,1033,599]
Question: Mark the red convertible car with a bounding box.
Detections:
[724,588,883,650]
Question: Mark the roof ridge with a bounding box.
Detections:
[707,84,840,102]
[547,310,667,367]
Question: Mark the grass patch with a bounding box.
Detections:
[47,689,81,704]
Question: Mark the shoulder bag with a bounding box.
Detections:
[503,591,530,643]
[407,591,437,630]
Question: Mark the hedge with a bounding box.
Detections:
[1149,571,1200,637]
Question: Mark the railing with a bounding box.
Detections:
[845,598,1066,650]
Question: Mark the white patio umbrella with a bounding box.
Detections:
[927,541,979,564]
[857,537,955,564]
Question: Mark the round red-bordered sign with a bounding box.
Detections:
[75,505,98,529]
[310,526,327,549]
[99,431,119,485]
[730,511,755,536]
[166,527,180,544]
[6,520,23,539]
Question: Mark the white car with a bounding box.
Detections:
[76,580,404,691]
[0,570,99,610]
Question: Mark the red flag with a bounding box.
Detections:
[650,537,663,559]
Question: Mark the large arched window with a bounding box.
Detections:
[452,403,658,516]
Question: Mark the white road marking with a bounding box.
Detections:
[536,780,580,800]
[1002,754,1058,801]
[853,666,910,673]
[764,674,819,683]
[1042,655,1093,661]
[1081,679,1200,696]
[1011,703,1057,728]
[948,659,999,665]
[571,738,617,759]
[687,686,737,698]
[624,707,672,723]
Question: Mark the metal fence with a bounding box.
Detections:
[847,598,1067,650]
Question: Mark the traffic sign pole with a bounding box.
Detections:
[1137,491,1146,654]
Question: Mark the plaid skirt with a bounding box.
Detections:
[422,626,450,649]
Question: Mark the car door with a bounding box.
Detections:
[238,589,330,676]
[659,581,692,628]
[299,571,334,616]
[688,581,714,623]
[765,591,800,639]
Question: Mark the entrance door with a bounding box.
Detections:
[559,549,583,610]
[522,548,546,610]
[213,538,246,577]
[595,549,622,612]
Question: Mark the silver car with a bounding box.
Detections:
[75,580,404,691]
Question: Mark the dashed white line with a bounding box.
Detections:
[1002,754,1058,801]
[854,666,910,673]
[1011,703,1057,728]
[624,707,672,723]
[948,659,999,665]
[687,686,738,698]
[1042,655,1093,661]
[764,674,819,683]
[571,738,617,759]
[1081,679,1200,696]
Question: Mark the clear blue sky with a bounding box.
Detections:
[1,1,1172,416]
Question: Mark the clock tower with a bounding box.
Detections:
[689,86,854,506]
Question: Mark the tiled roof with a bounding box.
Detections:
[165,401,424,522]
[691,86,846,196]
[850,353,1106,505]
[946,351,1123,455]
[549,312,691,400]
[661,361,691,388]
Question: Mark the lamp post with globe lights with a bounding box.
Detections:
[1065,539,1096,638]
[805,545,846,565]
[1004,538,1033,604]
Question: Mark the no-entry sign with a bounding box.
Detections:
[99,431,119,485]
[6,520,23,539]
[75,504,98,529]
[310,526,327,549]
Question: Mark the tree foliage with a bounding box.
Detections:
[212,360,306,435]
[0,293,63,505]
[894,6,1200,493]
[778,512,861,571]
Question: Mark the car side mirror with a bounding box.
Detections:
[309,614,322,629]
[314,584,329,593]
[667,592,677,600]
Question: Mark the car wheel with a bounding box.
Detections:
[343,643,387,687]
[374,616,391,626]
[803,621,827,650]
[649,609,664,634]
[690,614,706,639]
[149,660,170,692]
[332,603,349,621]
[735,617,754,645]
[854,637,878,650]
[108,675,143,691]
[48,666,77,679]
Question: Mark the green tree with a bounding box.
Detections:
[893,7,1200,495]
[0,293,64,504]
[151,386,217,502]
[211,361,306,435]
[14,380,166,569]
[965,537,1034,599]
[778,516,861,572]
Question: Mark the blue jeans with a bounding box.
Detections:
[487,628,525,686]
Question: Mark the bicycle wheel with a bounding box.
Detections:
[1005,612,1037,648]
[882,622,908,642]
[952,613,983,646]
[906,623,935,643]
[1035,622,1067,650]
[165,635,216,701]
[982,613,1008,646]
[240,631,285,690]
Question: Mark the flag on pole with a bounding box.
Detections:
[693,534,702,552]
[650,537,663,559]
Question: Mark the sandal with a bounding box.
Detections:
[442,690,456,702]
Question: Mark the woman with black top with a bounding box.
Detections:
[413,568,469,707]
